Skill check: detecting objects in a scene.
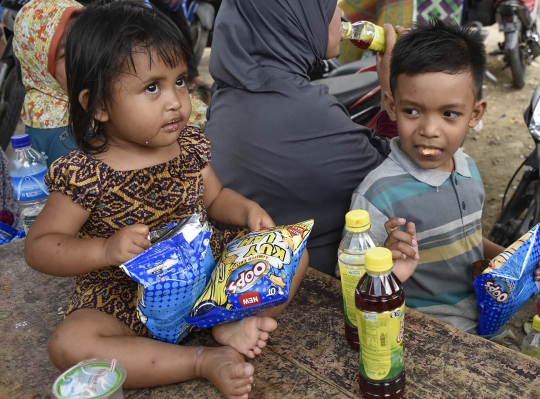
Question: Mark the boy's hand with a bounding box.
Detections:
[535,263,540,281]
[246,204,275,231]
[384,217,419,283]
[102,224,150,266]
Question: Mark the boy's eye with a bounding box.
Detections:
[404,108,418,115]
[145,83,159,94]
[176,77,186,88]
[444,111,460,118]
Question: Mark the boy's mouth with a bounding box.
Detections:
[417,146,441,157]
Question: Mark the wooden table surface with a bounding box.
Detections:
[1,238,540,398]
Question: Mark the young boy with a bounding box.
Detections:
[349,19,509,335]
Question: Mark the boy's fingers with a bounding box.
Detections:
[383,23,397,48]
[404,222,417,239]
[385,217,406,234]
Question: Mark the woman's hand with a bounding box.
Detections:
[377,24,410,110]
[102,224,150,266]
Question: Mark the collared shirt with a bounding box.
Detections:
[350,138,484,331]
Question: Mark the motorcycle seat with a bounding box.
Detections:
[310,71,379,108]
[326,56,376,77]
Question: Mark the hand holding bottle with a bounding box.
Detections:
[383,217,419,283]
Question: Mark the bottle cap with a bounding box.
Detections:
[365,247,393,273]
[10,134,31,149]
[345,209,370,232]
[533,315,540,332]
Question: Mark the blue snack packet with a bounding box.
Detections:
[474,223,540,336]
[120,214,215,343]
[186,220,314,328]
[0,221,25,245]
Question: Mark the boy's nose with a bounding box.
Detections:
[420,118,441,138]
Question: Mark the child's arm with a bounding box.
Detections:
[482,237,504,260]
[202,165,275,230]
[383,217,419,283]
[24,191,150,277]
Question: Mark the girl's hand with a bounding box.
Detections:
[246,204,275,231]
[102,224,150,266]
[384,217,419,283]
[535,264,540,281]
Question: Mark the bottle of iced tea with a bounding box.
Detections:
[340,21,387,52]
[338,210,378,350]
[356,247,406,398]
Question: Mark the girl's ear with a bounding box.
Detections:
[468,99,487,128]
[78,89,109,122]
[384,91,397,121]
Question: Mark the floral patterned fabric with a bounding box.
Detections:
[13,0,83,128]
[189,93,208,129]
[46,126,239,335]
[0,149,20,229]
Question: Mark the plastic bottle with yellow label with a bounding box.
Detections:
[356,247,406,398]
[340,21,387,53]
[338,210,378,350]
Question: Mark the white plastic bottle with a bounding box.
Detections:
[521,315,540,360]
[338,209,379,350]
[8,134,49,233]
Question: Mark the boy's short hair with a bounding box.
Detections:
[389,18,486,101]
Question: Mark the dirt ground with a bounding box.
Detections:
[197,27,540,351]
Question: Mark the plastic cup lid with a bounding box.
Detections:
[52,359,126,399]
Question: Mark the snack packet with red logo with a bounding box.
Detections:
[473,223,540,335]
[186,220,314,328]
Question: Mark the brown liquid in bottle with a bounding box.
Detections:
[344,322,359,350]
[355,271,406,398]
[349,38,371,50]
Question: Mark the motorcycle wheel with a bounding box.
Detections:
[0,67,25,151]
[190,18,209,69]
[490,171,540,247]
[508,43,527,89]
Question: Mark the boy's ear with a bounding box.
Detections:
[468,99,487,128]
[78,89,109,122]
[383,91,397,121]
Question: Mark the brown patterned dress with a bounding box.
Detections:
[45,126,239,336]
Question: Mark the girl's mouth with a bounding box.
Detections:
[162,118,182,132]
[417,146,441,157]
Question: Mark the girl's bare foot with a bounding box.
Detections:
[212,316,278,358]
[195,346,254,399]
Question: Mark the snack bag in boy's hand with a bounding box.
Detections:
[120,214,215,344]
[474,223,540,336]
[186,220,314,328]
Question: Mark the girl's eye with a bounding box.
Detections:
[404,108,418,115]
[176,77,186,88]
[444,111,460,118]
[145,83,159,94]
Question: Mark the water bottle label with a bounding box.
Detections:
[358,304,405,381]
[10,170,49,201]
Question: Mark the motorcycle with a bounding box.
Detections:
[490,83,540,247]
[464,0,540,88]
[0,0,27,151]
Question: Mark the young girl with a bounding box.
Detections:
[24,2,308,398]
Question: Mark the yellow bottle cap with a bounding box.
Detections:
[533,315,540,331]
[345,209,370,232]
[365,247,393,273]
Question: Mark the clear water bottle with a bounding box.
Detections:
[521,314,540,360]
[338,209,378,350]
[8,134,49,233]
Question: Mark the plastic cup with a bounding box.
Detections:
[52,358,127,399]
